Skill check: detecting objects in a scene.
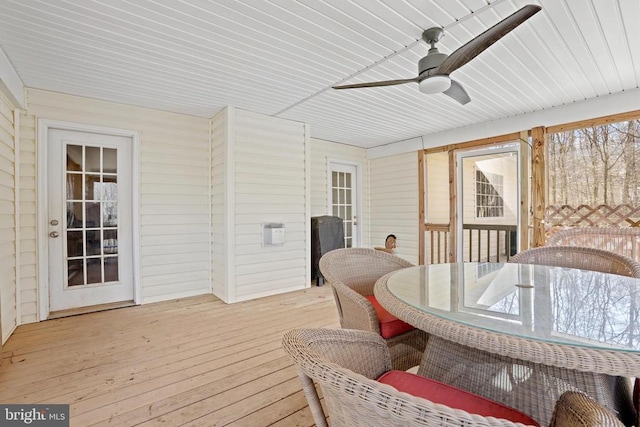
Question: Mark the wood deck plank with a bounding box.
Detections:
[229,390,315,427]
[1,301,333,392]
[0,285,338,426]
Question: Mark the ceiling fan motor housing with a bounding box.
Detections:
[418,51,448,75]
[419,27,447,75]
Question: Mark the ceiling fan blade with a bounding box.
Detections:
[443,80,470,105]
[436,4,541,75]
[333,77,419,89]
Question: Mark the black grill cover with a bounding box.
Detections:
[311,215,345,285]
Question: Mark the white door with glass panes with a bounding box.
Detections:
[47,129,134,312]
[456,145,520,263]
[328,162,359,248]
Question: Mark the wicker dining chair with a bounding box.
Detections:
[546,227,640,263]
[509,246,640,278]
[282,328,624,427]
[319,247,427,371]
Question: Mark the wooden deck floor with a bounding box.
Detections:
[0,285,338,426]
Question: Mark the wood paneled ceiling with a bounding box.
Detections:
[0,0,638,148]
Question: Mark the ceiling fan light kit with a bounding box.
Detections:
[332,4,542,105]
[419,75,451,94]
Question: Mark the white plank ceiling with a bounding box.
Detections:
[0,0,638,148]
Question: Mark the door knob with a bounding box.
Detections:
[50,219,59,226]
[49,231,60,238]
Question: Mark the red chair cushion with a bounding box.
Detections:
[378,370,539,426]
[365,295,415,339]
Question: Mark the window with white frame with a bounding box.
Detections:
[475,169,504,218]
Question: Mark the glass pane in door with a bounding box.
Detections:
[65,144,119,287]
[332,171,354,248]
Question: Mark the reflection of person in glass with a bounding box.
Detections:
[375,234,396,254]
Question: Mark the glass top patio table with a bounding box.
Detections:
[379,262,640,357]
[375,263,640,376]
[375,262,640,425]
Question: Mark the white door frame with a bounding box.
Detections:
[327,159,362,247]
[455,144,521,262]
[37,119,141,321]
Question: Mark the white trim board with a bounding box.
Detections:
[224,107,236,303]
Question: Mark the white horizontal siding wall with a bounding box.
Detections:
[232,108,309,302]
[24,89,211,307]
[210,108,227,301]
[310,138,370,248]
[0,92,16,342]
[370,152,419,264]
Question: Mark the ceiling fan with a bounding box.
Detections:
[332,4,542,105]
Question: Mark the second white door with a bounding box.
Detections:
[329,162,359,248]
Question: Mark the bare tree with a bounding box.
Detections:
[579,125,625,205]
[614,120,640,204]
[546,118,640,227]
[548,131,575,204]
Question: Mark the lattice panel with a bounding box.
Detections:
[545,204,640,228]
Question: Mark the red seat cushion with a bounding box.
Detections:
[378,370,539,426]
[365,295,415,339]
